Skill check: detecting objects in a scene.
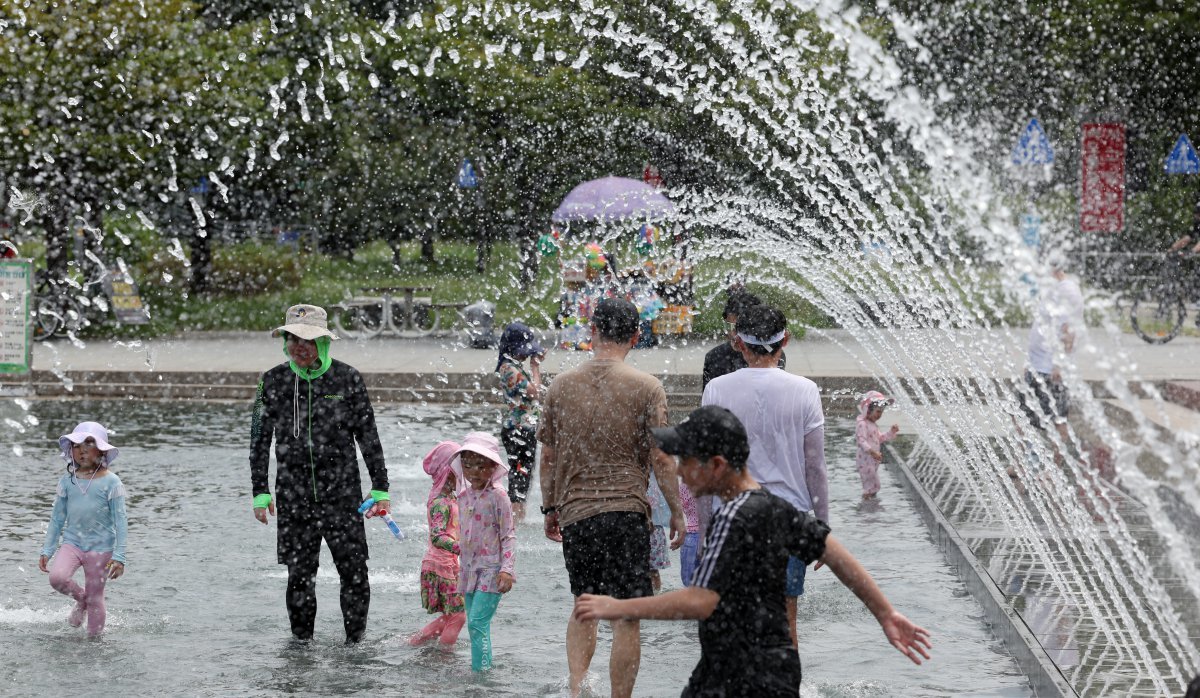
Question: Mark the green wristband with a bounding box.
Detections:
[370,490,390,503]
[253,493,273,509]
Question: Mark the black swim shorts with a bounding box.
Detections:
[561,510,653,599]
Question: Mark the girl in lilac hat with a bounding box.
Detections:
[38,421,129,637]
[855,391,900,500]
[409,440,467,647]
[450,432,516,672]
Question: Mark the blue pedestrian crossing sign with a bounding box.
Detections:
[456,158,479,188]
[1011,118,1054,166]
[1164,134,1200,175]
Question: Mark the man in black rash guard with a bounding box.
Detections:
[249,303,391,643]
[574,405,932,696]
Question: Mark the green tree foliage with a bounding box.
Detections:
[3,0,856,296]
[1,1,207,277]
[871,0,1200,255]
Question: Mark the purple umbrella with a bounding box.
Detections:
[551,176,675,223]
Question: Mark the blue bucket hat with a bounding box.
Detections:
[497,322,544,371]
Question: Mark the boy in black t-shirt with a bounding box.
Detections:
[574,405,932,696]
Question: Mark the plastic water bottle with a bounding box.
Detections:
[357,497,405,541]
[380,513,406,541]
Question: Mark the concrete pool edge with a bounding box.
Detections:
[885,444,1075,698]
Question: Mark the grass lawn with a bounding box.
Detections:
[41,236,833,339]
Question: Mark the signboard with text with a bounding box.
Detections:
[0,260,33,374]
[1080,123,1126,233]
[102,268,149,325]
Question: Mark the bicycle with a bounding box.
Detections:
[1128,245,1198,344]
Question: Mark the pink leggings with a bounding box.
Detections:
[48,544,112,636]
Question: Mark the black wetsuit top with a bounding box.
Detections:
[250,359,388,562]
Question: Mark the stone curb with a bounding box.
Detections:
[1,369,1186,410]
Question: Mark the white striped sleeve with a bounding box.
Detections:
[692,491,752,589]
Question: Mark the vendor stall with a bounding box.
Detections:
[546,177,693,349]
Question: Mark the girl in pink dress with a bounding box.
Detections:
[856,391,900,500]
[450,432,516,671]
[410,441,467,646]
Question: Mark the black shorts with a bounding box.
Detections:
[561,510,652,599]
[683,647,801,697]
[1017,369,1069,430]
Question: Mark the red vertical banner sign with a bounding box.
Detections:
[1079,123,1126,233]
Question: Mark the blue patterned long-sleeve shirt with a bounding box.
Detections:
[42,472,129,564]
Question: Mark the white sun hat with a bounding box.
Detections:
[271,303,339,341]
[58,421,119,464]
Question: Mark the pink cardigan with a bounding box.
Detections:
[457,484,516,594]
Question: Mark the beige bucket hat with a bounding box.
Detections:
[271,304,339,341]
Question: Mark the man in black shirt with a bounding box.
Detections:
[701,290,785,391]
[574,405,931,696]
[250,304,391,643]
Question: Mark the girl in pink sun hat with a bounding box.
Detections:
[450,432,516,672]
[856,391,900,500]
[38,421,129,637]
[409,440,467,647]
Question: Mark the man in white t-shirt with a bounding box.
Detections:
[701,303,828,648]
[1018,261,1084,444]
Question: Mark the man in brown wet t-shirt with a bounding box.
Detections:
[538,297,685,698]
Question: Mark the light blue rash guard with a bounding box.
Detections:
[41,471,128,564]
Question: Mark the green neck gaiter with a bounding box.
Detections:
[285,336,333,380]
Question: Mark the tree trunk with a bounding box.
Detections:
[40,207,70,284]
[420,218,436,262]
[189,227,212,295]
[518,231,538,289]
[475,237,492,274]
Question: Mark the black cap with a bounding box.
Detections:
[652,405,750,466]
[722,290,761,319]
[592,297,640,341]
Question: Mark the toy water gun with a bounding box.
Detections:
[358,497,405,541]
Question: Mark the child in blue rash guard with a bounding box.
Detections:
[38,422,128,637]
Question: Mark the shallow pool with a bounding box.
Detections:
[0,399,1029,696]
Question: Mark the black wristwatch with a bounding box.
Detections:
[540,505,557,516]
